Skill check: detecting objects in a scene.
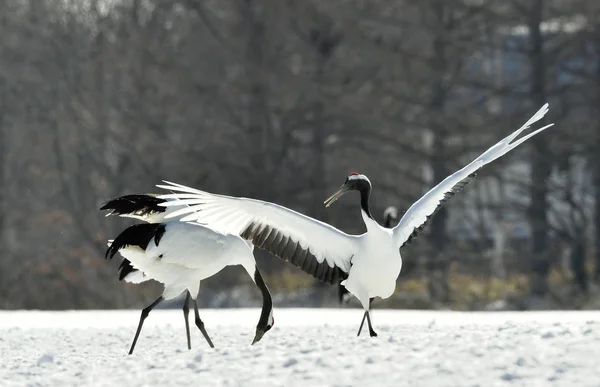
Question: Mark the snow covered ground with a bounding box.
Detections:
[1,309,599,387]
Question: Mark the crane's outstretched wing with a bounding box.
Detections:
[156,185,358,285]
[392,103,553,249]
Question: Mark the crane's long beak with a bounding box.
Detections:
[324,184,349,208]
[252,328,266,345]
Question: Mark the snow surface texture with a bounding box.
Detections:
[1,309,599,387]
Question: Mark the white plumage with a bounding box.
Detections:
[111,222,256,300]
[155,104,553,337]
[157,184,357,274]
[338,205,401,304]
[393,104,553,248]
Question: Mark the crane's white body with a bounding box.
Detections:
[156,104,553,313]
[342,214,401,308]
[112,222,256,300]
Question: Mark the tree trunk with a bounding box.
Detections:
[571,238,588,293]
[241,0,271,200]
[430,127,448,252]
[427,1,450,303]
[310,24,340,299]
[595,157,600,283]
[311,102,328,222]
[0,0,7,263]
[0,85,4,250]
[490,220,507,279]
[594,23,600,283]
[0,4,5,251]
[527,0,551,296]
[309,24,338,224]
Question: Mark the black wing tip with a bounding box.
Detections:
[106,238,123,260]
[106,239,120,260]
[105,223,165,260]
[100,196,133,212]
[99,194,166,215]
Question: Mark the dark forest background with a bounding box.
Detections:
[1,0,600,310]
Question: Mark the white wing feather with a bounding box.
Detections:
[156,184,357,274]
[146,222,248,270]
[392,103,554,248]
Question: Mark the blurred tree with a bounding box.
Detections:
[525,0,553,296]
[0,0,597,309]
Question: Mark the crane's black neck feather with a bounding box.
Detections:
[359,186,373,219]
[346,178,373,220]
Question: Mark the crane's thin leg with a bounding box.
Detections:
[183,291,192,350]
[357,311,368,336]
[365,311,378,337]
[193,299,215,348]
[357,298,377,337]
[129,296,163,355]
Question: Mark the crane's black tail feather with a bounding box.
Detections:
[105,223,166,260]
[118,259,137,281]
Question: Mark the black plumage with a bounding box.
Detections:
[100,194,166,218]
[241,221,348,286]
[106,223,166,260]
[118,259,137,281]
